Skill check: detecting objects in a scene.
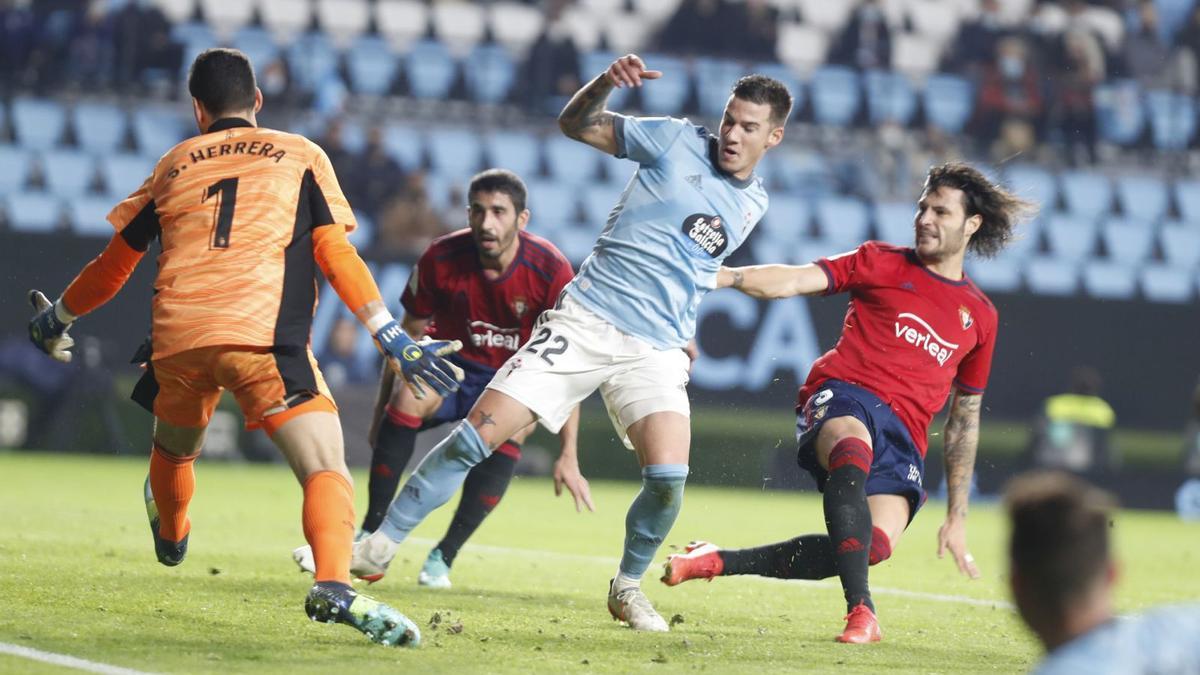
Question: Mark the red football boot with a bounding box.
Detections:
[836,602,882,643]
[661,541,723,586]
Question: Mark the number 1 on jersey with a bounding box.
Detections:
[204,177,239,249]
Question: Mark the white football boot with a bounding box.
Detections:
[607,579,669,632]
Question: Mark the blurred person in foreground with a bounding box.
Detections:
[25,48,466,648]
[1006,471,1200,674]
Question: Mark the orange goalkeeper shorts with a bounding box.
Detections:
[131,345,337,432]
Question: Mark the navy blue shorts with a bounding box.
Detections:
[796,379,927,521]
[421,354,498,430]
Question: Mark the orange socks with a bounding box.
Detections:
[302,471,356,583]
[148,444,198,542]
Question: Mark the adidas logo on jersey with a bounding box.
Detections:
[685,174,702,190]
[894,312,958,366]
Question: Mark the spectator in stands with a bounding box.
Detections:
[374,171,448,259]
[1179,7,1200,95]
[1007,471,1200,673]
[319,317,376,389]
[0,0,37,88]
[111,0,181,91]
[946,0,1008,75]
[655,0,728,57]
[356,126,406,220]
[317,118,362,203]
[1122,1,1192,93]
[726,0,778,63]
[1048,29,1103,164]
[67,0,114,90]
[521,0,582,115]
[973,37,1044,149]
[828,0,892,72]
[1023,367,1118,477]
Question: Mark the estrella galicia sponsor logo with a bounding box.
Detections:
[893,312,958,366]
[681,213,728,258]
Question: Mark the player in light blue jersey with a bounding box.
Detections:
[330,54,792,631]
[1007,472,1200,674]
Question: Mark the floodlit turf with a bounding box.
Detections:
[2,452,1198,674]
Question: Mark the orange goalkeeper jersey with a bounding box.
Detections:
[107,118,357,360]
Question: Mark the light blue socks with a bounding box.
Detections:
[379,421,490,543]
[618,464,689,580]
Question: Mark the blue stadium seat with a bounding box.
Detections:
[169,21,215,50]
[634,53,689,116]
[1114,174,1168,223]
[465,44,517,105]
[967,256,1022,293]
[580,51,629,109]
[814,195,869,248]
[405,39,458,100]
[422,172,454,212]
[346,36,399,96]
[100,154,155,196]
[1160,225,1200,268]
[1004,164,1058,212]
[758,194,810,244]
[1059,170,1113,221]
[525,179,578,227]
[544,135,601,185]
[1094,79,1144,145]
[426,128,483,181]
[553,225,598,265]
[72,102,127,154]
[41,150,96,197]
[1081,261,1138,299]
[768,149,835,196]
[12,98,67,150]
[0,145,33,196]
[923,74,973,134]
[809,66,861,127]
[1140,264,1194,303]
[864,70,916,126]
[1146,91,1197,150]
[482,130,542,179]
[5,192,62,233]
[752,62,803,118]
[694,57,744,119]
[349,209,373,249]
[381,122,424,172]
[287,32,341,94]
[873,200,916,246]
[600,152,635,185]
[335,118,367,154]
[581,182,626,226]
[67,195,116,237]
[1025,257,1078,295]
[1007,216,1043,258]
[1100,217,1155,264]
[1043,212,1098,262]
[232,26,281,72]
[1175,180,1200,223]
[132,107,186,155]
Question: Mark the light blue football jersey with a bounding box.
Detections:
[564,115,769,349]
[1033,605,1200,675]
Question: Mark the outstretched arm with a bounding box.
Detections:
[937,390,983,579]
[716,263,830,299]
[558,54,661,155]
[553,405,594,512]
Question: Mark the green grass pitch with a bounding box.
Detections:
[2,451,1197,674]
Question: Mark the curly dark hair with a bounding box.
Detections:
[923,162,1037,259]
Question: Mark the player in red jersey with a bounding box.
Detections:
[294,169,589,586]
[662,163,1034,643]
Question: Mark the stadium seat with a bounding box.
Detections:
[603,11,653,55]
[923,74,973,134]
[198,0,254,41]
[482,130,542,179]
[41,150,96,197]
[153,0,196,24]
[231,27,280,72]
[131,107,186,155]
[346,37,399,96]
[562,6,603,53]
[600,152,635,185]
[4,192,62,233]
[1007,216,1043,258]
[12,98,66,150]
[891,32,941,79]
[375,0,430,51]
[464,44,517,105]
[67,195,116,237]
[336,118,367,154]
[1114,174,1168,223]
[1059,170,1113,221]
[1081,261,1138,300]
[768,149,835,197]
[1100,217,1155,264]
[431,1,487,57]
[809,66,861,127]
[581,182,627,225]
[776,22,830,75]
[544,135,601,185]
[405,39,458,100]
[1160,225,1200,269]
[1140,264,1194,303]
[169,20,214,49]
[100,154,155,196]
[553,225,599,264]
[907,0,961,45]
[864,70,917,126]
[752,62,803,117]
[381,122,424,171]
[316,0,372,48]
[796,0,856,34]
[695,58,745,120]
[629,0,683,24]
[580,51,629,108]
[72,101,128,154]
[1025,257,1079,295]
[426,128,483,182]
[1175,180,1200,223]
[1094,79,1145,146]
[967,256,1023,293]
[758,194,811,245]
[286,32,341,94]
[525,179,579,226]
[1043,212,1098,262]
[1146,91,1197,150]
[814,196,870,248]
[0,145,34,196]
[1004,164,1058,212]
[488,2,544,55]
[635,54,690,116]
[873,200,916,246]
[348,209,373,249]
[259,0,312,45]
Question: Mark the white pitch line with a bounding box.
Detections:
[0,642,155,675]
[408,537,1014,610]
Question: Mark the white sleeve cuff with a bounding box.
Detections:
[364,310,395,335]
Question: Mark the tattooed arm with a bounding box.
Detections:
[715,264,829,298]
[557,54,661,155]
[937,390,983,578]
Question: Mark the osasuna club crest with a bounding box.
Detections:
[681,213,728,258]
[959,305,973,329]
[512,296,528,318]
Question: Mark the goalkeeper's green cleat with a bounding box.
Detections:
[144,476,187,566]
[305,581,421,647]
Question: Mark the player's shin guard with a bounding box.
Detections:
[378,421,490,544]
[436,442,520,566]
[362,407,422,533]
[824,438,875,613]
[619,464,689,583]
[148,443,198,542]
[303,470,356,584]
